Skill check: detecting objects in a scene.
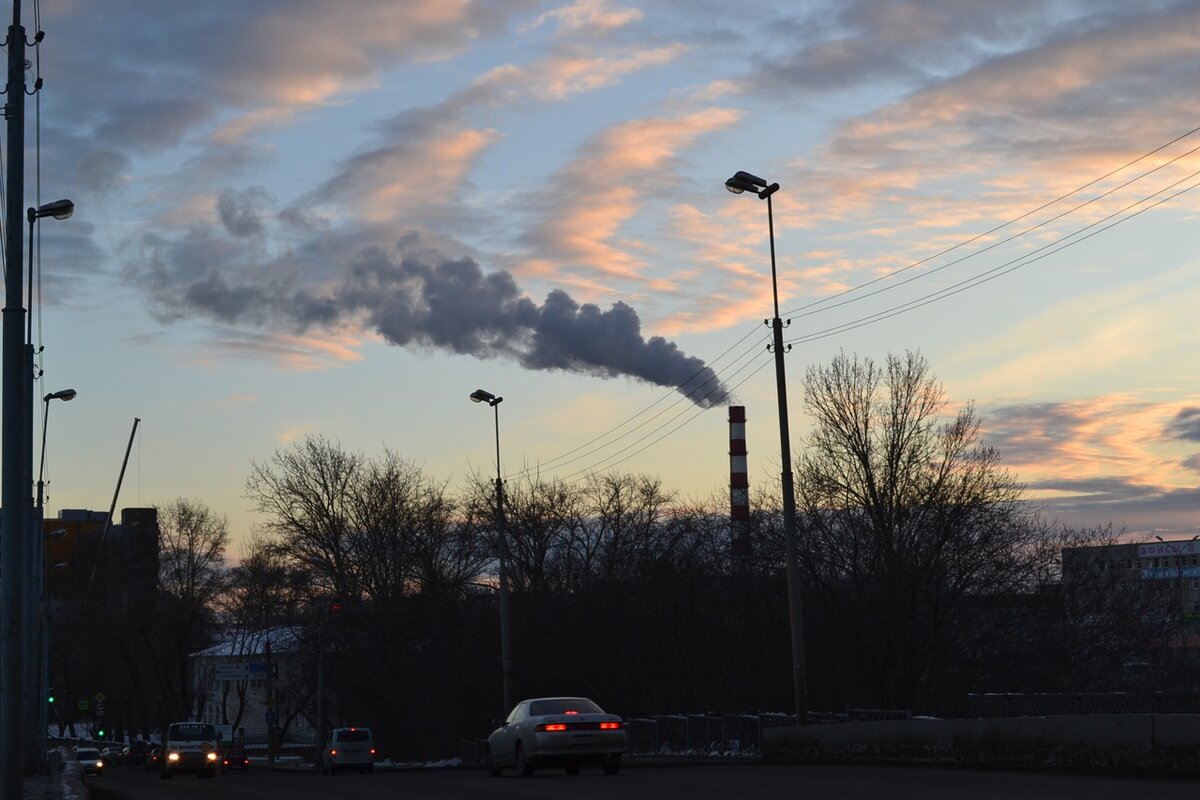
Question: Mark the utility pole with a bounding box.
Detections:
[264,637,275,763]
[2,0,31,791]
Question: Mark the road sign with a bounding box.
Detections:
[215,663,250,682]
[77,700,88,712]
[96,702,106,718]
[248,662,268,677]
[94,692,105,703]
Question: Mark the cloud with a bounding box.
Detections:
[522,0,643,37]
[1166,407,1200,442]
[519,107,743,288]
[217,188,272,238]
[981,394,1200,517]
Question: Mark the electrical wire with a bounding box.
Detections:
[507,324,769,479]
[555,350,777,487]
[780,122,1200,320]
[522,126,1200,485]
[784,168,1200,347]
[786,139,1200,325]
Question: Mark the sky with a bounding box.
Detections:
[14,0,1200,554]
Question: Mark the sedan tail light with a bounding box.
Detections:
[599,722,621,730]
[537,723,568,732]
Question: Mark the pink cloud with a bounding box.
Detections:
[519,107,743,292]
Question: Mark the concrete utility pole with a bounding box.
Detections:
[469,389,515,714]
[2,0,31,792]
[724,170,808,723]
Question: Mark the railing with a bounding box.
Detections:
[968,692,1200,717]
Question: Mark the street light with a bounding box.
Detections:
[35,389,75,765]
[470,388,515,713]
[19,200,75,776]
[725,170,807,723]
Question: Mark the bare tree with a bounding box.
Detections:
[797,351,1045,712]
[147,498,231,721]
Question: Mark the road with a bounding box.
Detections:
[85,761,1200,799]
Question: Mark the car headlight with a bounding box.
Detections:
[207,752,217,762]
[168,752,180,762]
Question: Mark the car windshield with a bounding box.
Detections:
[76,749,100,760]
[168,723,216,741]
[529,698,603,716]
[337,730,371,742]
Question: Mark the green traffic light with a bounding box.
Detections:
[97,729,105,738]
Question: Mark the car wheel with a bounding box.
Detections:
[565,763,581,775]
[602,755,620,775]
[485,747,502,778]
[515,743,535,777]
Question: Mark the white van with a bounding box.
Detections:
[317,727,376,775]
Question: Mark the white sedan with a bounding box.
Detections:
[486,697,626,777]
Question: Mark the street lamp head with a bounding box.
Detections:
[43,388,77,403]
[29,199,75,222]
[725,171,780,199]
[470,388,502,407]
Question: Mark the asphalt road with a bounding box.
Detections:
[84,761,1200,800]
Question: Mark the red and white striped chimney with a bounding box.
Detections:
[729,406,751,558]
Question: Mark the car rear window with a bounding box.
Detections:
[336,730,371,742]
[530,699,603,716]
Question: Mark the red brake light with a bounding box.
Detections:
[544,723,567,731]
[565,710,579,715]
[600,721,621,730]
[330,749,337,756]
[370,748,376,755]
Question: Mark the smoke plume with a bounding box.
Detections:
[152,236,730,407]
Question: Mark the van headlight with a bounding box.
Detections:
[206,752,217,762]
[168,752,180,762]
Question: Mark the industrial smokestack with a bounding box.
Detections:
[729,406,750,558]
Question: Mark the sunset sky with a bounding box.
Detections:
[22,0,1200,553]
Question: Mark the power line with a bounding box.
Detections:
[785,168,1200,347]
[780,122,1200,320]
[787,139,1200,324]
[515,124,1200,485]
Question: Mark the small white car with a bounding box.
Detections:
[76,747,104,777]
[486,697,626,777]
[317,727,376,775]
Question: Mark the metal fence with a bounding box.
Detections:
[968,692,1200,717]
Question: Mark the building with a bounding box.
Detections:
[1061,538,1200,618]
[190,627,316,746]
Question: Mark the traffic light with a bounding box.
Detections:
[47,689,55,704]
[97,728,105,739]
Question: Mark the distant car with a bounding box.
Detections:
[145,746,162,771]
[76,746,105,777]
[124,740,148,766]
[101,745,123,765]
[161,721,219,779]
[317,727,376,775]
[486,697,625,777]
[222,746,250,773]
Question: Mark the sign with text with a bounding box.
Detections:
[1137,541,1199,558]
[214,663,250,682]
